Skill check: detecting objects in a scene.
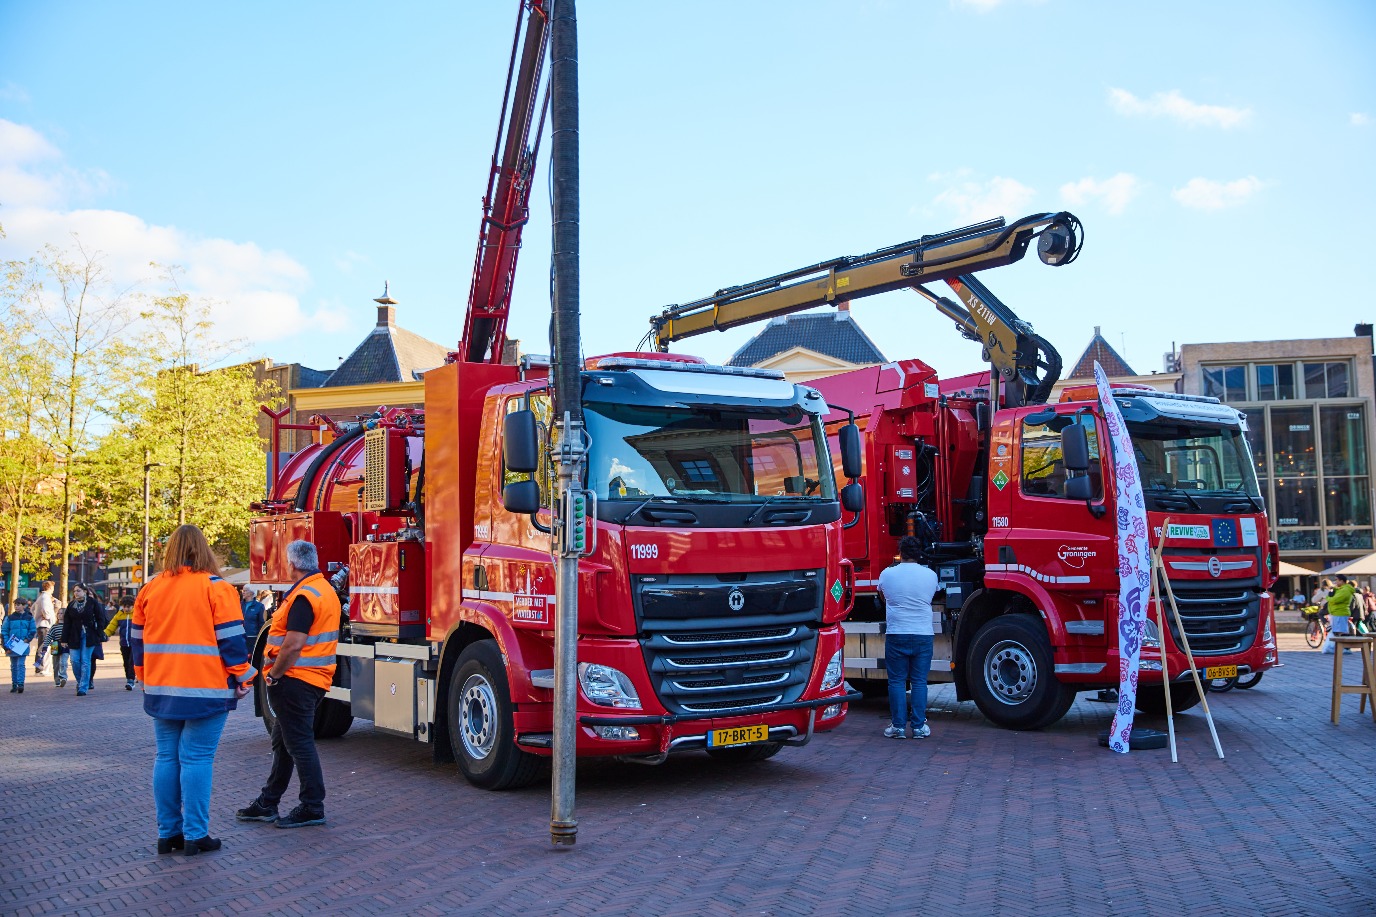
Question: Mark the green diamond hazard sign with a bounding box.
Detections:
[992,469,1009,490]
[830,579,844,603]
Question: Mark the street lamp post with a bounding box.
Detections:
[142,451,164,585]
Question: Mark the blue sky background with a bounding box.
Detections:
[2,0,1373,380]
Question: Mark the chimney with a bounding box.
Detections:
[373,281,398,330]
[1093,325,1101,337]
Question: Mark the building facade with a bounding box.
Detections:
[1179,328,1376,570]
[726,304,886,382]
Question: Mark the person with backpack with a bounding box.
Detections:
[105,595,137,690]
[3,600,38,693]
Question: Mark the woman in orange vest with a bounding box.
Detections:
[133,524,256,856]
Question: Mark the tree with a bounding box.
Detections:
[32,241,135,600]
[0,239,64,608]
[81,282,279,567]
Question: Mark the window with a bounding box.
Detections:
[1319,406,1368,476]
[1020,415,1102,500]
[1270,406,1317,477]
[1202,364,1247,402]
[1242,409,1267,480]
[1303,361,1350,399]
[1272,477,1319,527]
[1254,364,1296,401]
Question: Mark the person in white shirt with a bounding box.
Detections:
[32,581,58,675]
[877,536,939,739]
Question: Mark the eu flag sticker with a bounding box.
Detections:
[1212,518,1239,548]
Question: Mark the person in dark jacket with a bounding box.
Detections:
[3,601,38,693]
[240,586,265,653]
[62,585,107,696]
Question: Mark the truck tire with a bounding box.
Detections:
[967,614,1076,730]
[314,661,354,739]
[1134,682,1204,715]
[705,742,782,764]
[448,640,542,790]
[255,635,353,739]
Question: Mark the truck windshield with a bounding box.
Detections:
[1128,421,1261,498]
[583,402,836,503]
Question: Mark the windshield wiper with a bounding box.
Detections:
[1152,487,1202,510]
[1227,485,1263,513]
[744,493,790,525]
[624,495,671,522]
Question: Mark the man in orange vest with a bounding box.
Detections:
[236,540,339,829]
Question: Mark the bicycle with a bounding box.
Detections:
[1301,606,1329,649]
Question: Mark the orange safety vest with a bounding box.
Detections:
[265,572,340,690]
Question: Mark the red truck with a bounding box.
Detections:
[247,2,858,789]
[650,213,1280,729]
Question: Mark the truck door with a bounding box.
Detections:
[1005,408,1116,641]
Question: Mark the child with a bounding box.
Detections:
[105,596,136,690]
[3,601,37,693]
[47,620,68,687]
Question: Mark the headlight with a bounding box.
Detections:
[821,648,844,690]
[1263,613,1274,645]
[577,663,642,709]
[1141,617,1161,649]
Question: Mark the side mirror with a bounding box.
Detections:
[1065,475,1095,501]
[1061,422,1090,472]
[504,410,539,474]
[502,479,541,514]
[841,482,865,513]
[840,423,862,480]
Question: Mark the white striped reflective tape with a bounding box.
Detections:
[350,586,400,595]
[985,563,1090,585]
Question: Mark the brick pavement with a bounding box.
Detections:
[1,635,1373,917]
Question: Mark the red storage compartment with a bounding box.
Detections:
[249,512,351,588]
[349,540,426,639]
[887,445,917,502]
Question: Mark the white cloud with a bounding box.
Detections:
[1171,176,1264,211]
[931,175,1036,225]
[1352,112,1371,127]
[0,118,339,342]
[333,249,370,275]
[1059,173,1141,216]
[0,81,30,104]
[1108,88,1251,129]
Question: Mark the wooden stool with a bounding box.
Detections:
[1329,635,1376,725]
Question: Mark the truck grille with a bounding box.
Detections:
[634,570,822,717]
[1163,580,1260,656]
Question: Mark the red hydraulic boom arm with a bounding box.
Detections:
[461,0,551,364]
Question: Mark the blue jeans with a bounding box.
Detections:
[52,651,68,683]
[886,634,934,729]
[7,653,25,686]
[152,713,229,840]
[72,644,96,692]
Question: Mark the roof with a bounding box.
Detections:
[297,366,331,389]
[726,310,886,368]
[325,304,451,388]
[1067,326,1135,379]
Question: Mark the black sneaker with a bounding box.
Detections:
[276,805,326,829]
[184,836,222,856]
[235,800,279,822]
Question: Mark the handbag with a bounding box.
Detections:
[4,635,30,656]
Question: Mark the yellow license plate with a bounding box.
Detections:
[1205,665,1238,679]
[707,724,769,748]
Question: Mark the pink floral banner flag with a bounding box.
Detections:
[1095,361,1152,753]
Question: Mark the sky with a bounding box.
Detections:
[2,0,1374,382]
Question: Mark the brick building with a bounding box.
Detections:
[1179,326,1376,570]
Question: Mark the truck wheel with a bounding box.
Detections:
[253,633,275,737]
[448,640,542,790]
[314,661,354,739]
[1135,682,1204,715]
[705,742,782,764]
[967,614,1076,730]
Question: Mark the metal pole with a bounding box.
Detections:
[142,451,152,585]
[549,0,582,848]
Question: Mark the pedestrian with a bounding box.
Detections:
[1363,586,1376,630]
[134,523,256,857]
[1290,589,1305,610]
[105,595,137,690]
[47,620,69,687]
[62,584,107,696]
[877,535,939,740]
[33,581,58,676]
[3,599,37,693]
[240,585,265,653]
[1322,574,1357,654]
[236,540,339,829]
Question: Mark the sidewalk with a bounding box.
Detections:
[1,635,1373,916]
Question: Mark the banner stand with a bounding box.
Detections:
[1157,543,1227,760]
[1151,521,1177,762]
